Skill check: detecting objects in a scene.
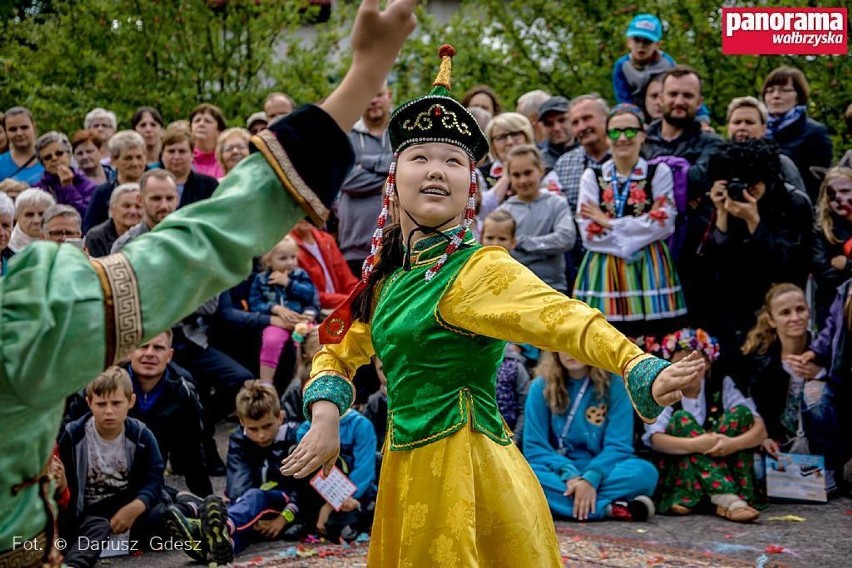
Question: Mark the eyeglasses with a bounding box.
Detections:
[223,143,248,153]
[47,229,81,239]
[41,149,67,161]
[765,86,797,96]
[607,127,641,141]
[492,131,527,144]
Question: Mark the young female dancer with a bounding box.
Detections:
[282,47,705,567]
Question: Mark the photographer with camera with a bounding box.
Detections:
[683,139,813,358]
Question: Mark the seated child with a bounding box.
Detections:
[296,406,377,542]
[250,236,321,383]
[644,328,766,522]
[281,322,320,423]
[166,381,303,565]
[524,352,657,522]
[58,367,165,568]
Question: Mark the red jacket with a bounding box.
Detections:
[291,227,358,309]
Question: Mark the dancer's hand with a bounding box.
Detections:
[350,0,417,77]
[321,0,417,132]
[652,351,705,407]
[280,401,340,478]
[565,478,596,521]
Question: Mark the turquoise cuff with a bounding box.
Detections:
[303,375,354,419]
[626,357,669,423]
[580,469,603,490]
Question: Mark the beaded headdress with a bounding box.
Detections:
[319,45,488,344]
[360,44,489,283]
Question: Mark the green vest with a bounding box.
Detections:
[372,231,511,451]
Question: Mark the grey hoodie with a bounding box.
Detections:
[336,119,393,262]
[499,191,576,292]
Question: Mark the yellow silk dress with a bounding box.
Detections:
[307,244,657,567]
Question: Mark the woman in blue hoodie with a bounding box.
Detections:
[524,351,657,522]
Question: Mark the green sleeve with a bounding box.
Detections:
[122,153,303,344]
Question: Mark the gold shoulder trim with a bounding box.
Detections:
[252,130,330,226]
[91,254,143,365]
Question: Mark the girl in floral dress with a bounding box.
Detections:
[574,103,686,339]
[644,328,767,523]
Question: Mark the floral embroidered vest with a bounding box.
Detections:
[592,158,658,219]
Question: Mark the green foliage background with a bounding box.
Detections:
[1,0,849,154]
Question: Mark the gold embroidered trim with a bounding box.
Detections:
[401,104,472,137]
[92,254,143,364]
[252,130,330,226]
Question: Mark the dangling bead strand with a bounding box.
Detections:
[424,161,479,281]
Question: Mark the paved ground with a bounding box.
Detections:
[97,423,852,567]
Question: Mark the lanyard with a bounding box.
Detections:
[610,169,633,217]
[557,378,590,450]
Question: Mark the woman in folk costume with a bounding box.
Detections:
[281,47,706,567]
[574,103,686,339]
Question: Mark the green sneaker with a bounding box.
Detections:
[201,495,234,566]
[164,505,207,563]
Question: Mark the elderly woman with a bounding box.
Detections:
[190,103,227,179]
[479,112,536,217]
[761,66,832,202]
[8,187,55,252]
[84,108,117,164]
[132,106,164,167]
[34,131,97,217]
[161,127,218,208]
[83,183,142,258]
[0,192,14,273]
[82,130,147,232]
[215,127,250,176]
[71,129,115,186]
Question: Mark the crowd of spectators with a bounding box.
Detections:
[1,11,851,564]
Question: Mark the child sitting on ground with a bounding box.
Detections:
[250,236,321,383]
[296,405,377,542]
[524,352,658,522]
[166,381,303,565]
[58,367,165,568]
[644,328,767,522]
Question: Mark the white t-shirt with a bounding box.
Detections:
[84,418,129,506]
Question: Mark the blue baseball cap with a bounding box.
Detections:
[626,14,662,43]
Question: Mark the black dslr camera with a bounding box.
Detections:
[707,139,778,203]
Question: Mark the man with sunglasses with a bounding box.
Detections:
[643,65,721,200]
[0,106,44,185]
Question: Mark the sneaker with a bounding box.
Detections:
[164,505,207,563]
[609,495,655,522]
[175,492,205,518]
[201,495,234,566]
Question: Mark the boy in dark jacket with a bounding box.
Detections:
[167,381,302,564]
[57,367,165,568]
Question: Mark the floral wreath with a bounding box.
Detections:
[659,328,720,362]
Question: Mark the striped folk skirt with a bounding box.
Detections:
[574,241,687,322]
